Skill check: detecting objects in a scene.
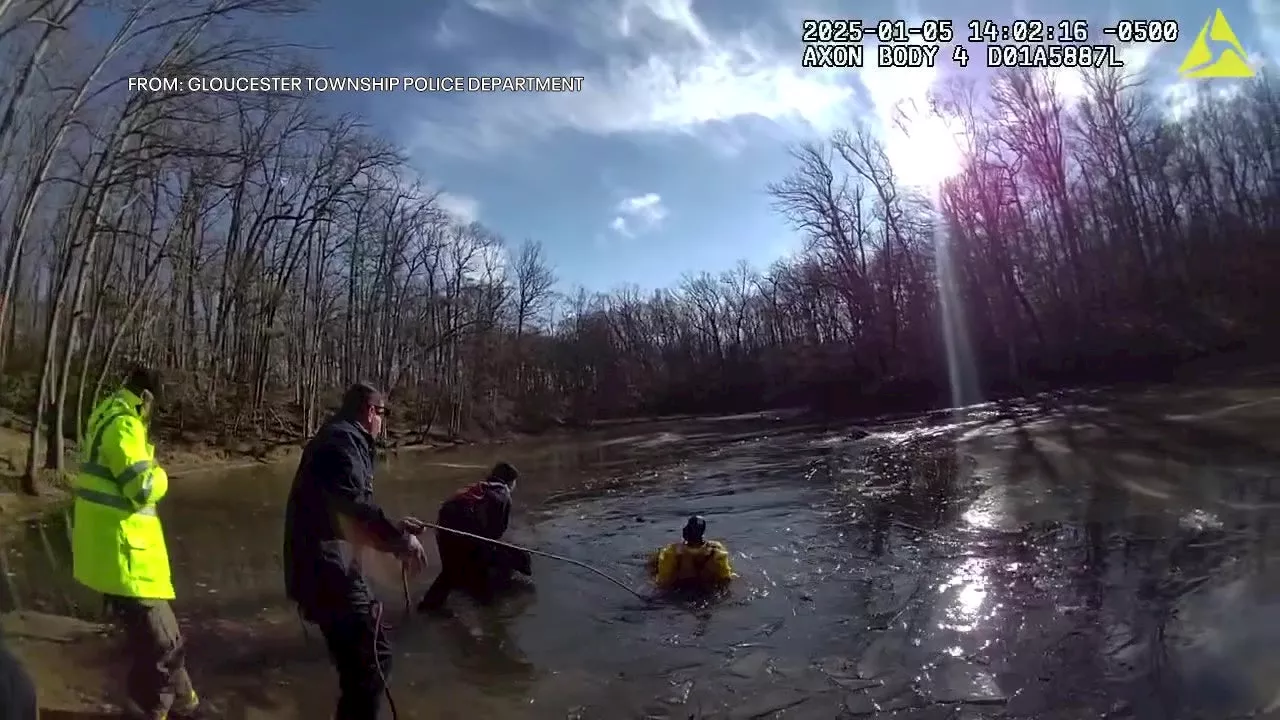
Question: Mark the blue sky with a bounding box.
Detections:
[275,0,1278,292]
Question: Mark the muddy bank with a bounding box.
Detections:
[2,608,308,717]
[2,611,118,717]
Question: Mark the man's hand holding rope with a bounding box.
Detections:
[396,517,429,576]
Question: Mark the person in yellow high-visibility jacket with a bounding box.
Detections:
[646,516,737,594]
[71,366,200,720]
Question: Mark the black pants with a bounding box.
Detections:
[318,608,392,720]
[418,526,495,611]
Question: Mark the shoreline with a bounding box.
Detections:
[0,429,289,533]
[3,350,1278,532]
[0,430,487,536]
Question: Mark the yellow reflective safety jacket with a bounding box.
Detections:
[648,540,736,590]
[71,388,174,600]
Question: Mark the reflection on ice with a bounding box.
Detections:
[1180,508,1223,531]
[937,558,991,633]
[961,485,1005,530]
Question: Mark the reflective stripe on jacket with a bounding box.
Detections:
[651,540,735,589]
[71,388,174,600]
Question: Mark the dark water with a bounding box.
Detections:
[5,395,1280,719]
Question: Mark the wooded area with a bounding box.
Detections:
[0,0,1277,493]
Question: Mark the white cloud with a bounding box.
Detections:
[1162,81,1248,121]
[609,192,667,236]
[431,17,465,49]
[464,0,708,53]
[442,225,508,281]
[415,0,1265,192]
[475,242,508,280]
[412,0,855,158]
[436,191,481,224]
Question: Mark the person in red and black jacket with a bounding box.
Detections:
[417,462,529,614]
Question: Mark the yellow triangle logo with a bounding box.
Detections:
[1178,9,1256,79]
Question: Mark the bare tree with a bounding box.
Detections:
[0,0,1276,497]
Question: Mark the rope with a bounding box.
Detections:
[372,601,398,720]
[417,520,651,601]
[370,519,652,720]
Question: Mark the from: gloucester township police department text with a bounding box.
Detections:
[126,76,585,94]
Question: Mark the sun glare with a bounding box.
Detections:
[860,49,965,192]
[883,112,965,191]
[875,42,1158,191]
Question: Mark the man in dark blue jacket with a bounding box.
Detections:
[283,383,427,720]
[0,632,37,719]
[417,462,525,614]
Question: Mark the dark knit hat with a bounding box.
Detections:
[125,365,162,398]
[489,461,519,486]
[683,515,706,543]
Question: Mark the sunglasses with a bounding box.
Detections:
[373,405,390,417]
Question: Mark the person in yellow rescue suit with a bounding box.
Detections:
[646,515,736,593]
[71,366,201,720]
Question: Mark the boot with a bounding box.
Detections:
[168,689,202,719]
